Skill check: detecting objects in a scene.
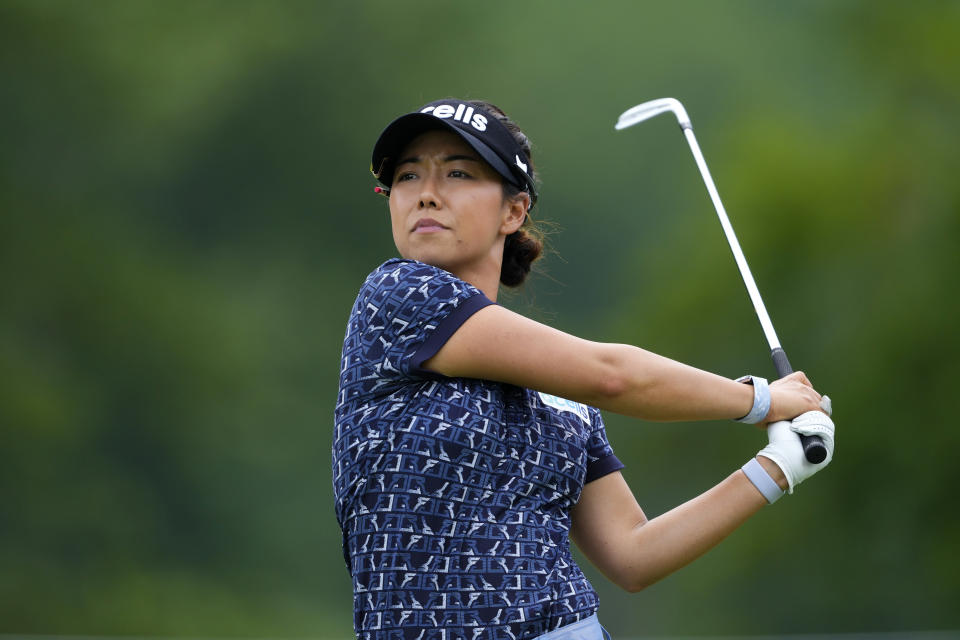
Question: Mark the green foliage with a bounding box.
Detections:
[2,0,958,636]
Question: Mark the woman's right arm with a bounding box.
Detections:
[424,304,822,423]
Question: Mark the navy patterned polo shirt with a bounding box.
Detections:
[333,259,624,640]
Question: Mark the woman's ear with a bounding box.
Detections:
[501,193,530,235]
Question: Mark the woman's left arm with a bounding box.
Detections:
[569,460,785,593]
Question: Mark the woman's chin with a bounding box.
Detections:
[399,247,453,270]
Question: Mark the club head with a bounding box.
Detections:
[615,97,691,130]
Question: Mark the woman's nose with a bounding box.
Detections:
[418,176,441,209]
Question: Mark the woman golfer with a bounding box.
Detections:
[334,99,835,640]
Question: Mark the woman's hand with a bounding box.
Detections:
[764,371,824,425]
[759,411,836,492]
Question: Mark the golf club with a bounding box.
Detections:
[615,97,827,464]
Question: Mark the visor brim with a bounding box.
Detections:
[371,113,530,197]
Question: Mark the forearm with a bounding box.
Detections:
[426,307,758,422]
[585,343,754,422]
[617,458,785,591]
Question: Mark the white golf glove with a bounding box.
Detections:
[758,410,836,493]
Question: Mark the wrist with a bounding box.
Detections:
[734,375,770,424]
[756,455,789,491]
[741,457,785,504]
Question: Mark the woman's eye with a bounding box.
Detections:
[395,172,417,182]
[449,169,471,179]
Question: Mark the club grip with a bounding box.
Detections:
[770,348,827,464]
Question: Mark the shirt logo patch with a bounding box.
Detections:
[538,392,591,425]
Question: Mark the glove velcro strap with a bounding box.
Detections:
[734,375,770,424]
[741,457,785,504]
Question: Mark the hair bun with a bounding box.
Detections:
[501,228,543,287]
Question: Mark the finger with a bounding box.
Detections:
[790,370,812,387]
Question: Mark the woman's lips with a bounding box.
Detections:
[413,218,447,233]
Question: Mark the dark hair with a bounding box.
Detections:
[468,100,544,287]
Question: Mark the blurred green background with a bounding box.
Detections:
[2,0,958,637]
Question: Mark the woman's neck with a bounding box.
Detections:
[453,261,501,302]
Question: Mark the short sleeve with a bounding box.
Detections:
[348,259,494,381]
[584,407,624,483]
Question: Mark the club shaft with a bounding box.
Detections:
[680,121,828,464]
[615,99,827,464]
[680,126,782,352]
